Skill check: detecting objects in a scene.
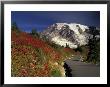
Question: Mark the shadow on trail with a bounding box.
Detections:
[63,62,72,77]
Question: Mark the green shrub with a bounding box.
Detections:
[11,22,20,33]
[51,68,61,77]
[35,48,46,64]
[66,43,70,48]
[31,28,40,38]
[75,46,83,52]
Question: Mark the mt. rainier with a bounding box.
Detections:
[41,23,99,48]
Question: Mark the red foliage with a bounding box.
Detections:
[64,48,73,53]
[12,31,55,53]
[19,69,28,77]
[44,63,49,70]
[51,51,61,61]
[11,31,63,77]
[12,31,62,61]
[30,63,35,69]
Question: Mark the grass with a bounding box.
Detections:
[51,68,61,77]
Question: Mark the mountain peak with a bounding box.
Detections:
[42,23,99,48]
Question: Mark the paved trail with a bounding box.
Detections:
[64,59,100,77]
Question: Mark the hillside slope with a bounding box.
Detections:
[11,30,76,77]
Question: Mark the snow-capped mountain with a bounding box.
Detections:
[41,23,99,48]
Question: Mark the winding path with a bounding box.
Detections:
[64,58,100,77]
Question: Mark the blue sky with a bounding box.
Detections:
[11,11,100,32]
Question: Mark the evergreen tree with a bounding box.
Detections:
[86,26,100,63]
[66,43,70,48]
[11,22,18,30]
[42,35,47,41]
[31,28,39,38]
[75,46,83,52]
[31,29,36,35]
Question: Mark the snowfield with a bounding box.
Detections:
[52,36,77,48]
